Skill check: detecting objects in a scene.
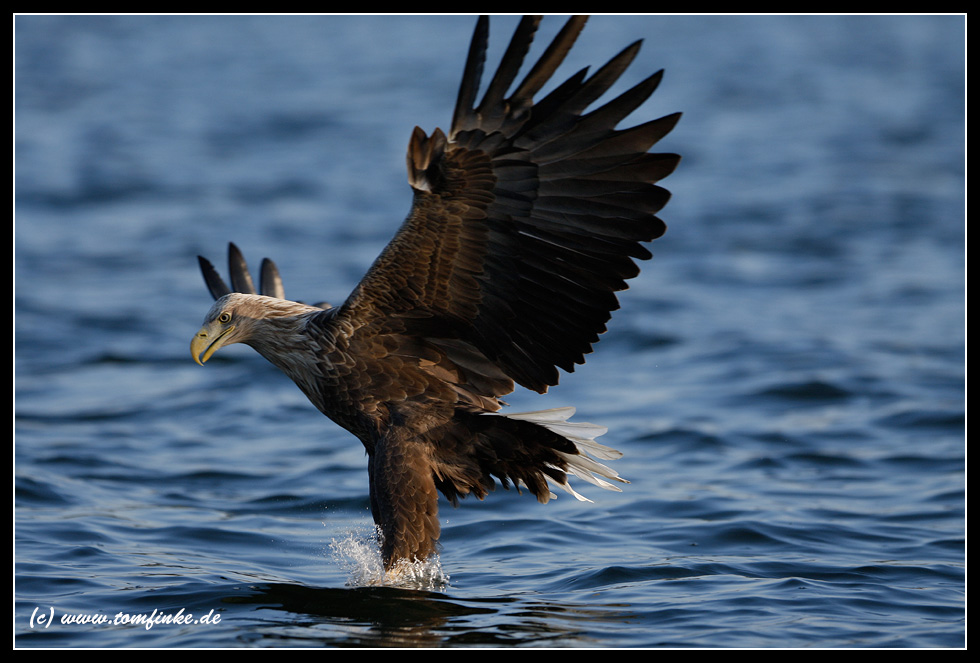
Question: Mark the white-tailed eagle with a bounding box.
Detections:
[191,15,680,572]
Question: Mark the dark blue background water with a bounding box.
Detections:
[15,15,964,647]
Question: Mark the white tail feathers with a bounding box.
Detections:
[499,407,628,503]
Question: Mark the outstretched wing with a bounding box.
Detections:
[337,15,680,397]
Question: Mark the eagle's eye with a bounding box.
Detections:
[218,312,232,324]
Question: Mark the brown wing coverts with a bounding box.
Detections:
[341,15,680,394]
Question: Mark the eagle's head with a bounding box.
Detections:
[191,244,330,367]
[191,293,320,365]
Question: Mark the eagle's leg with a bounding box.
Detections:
[368,432,441,570]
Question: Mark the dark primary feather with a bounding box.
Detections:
[198,243,283,300]
[342,15,679,394]
[195,15,680,572]
[199,243,328,308]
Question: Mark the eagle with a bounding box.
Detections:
[190,15,680,573]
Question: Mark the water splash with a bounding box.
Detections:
[329,528,449,591]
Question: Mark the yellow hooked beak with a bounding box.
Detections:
[191,322,236,366]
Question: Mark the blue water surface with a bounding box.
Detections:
[15,15,964,648]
